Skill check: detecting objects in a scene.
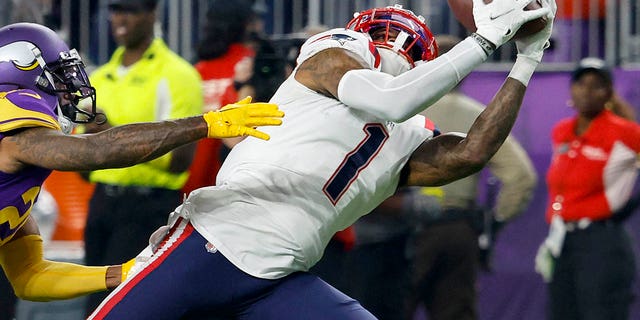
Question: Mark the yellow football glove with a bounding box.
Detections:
[121,257,137,282]
[203,96,284,140]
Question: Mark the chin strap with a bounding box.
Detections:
[378,47,412,76]
[56,103,76,134]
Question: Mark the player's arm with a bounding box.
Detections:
[335,1,551,123]
[0,216,121,301]
[0,98,283,173]
[82,110,196,174]
[294,35,490,122]
[403,78,527,187]
[403,0,555,186]
[337,37,489,122]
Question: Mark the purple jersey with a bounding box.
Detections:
[0,89,60,245]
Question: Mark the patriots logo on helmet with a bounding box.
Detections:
[309,33,358,47]
[330,34,357,46]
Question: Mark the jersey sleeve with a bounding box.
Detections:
[0,90,60,133]
[337,37,488,123]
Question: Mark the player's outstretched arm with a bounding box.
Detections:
[0,98,283,173]
[404,78,527,187]
[335,1,550,123]
[403,0,555,187]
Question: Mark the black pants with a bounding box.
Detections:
[549,221,636,320]
[84,183,182,316]
[407,218,479,320]
[312,235,410,320]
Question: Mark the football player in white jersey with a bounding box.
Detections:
[90,1,556,319]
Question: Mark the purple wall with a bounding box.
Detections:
[457,69,640,320]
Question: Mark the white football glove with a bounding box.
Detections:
[508,0,557,86]
[473,0,551,47]
[515,0,557,63]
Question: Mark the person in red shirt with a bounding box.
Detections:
[182,0,257,195]
[542,57,640,320]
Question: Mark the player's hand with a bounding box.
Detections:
[473,0,550,47]
[515,0,556,63]
[203,96,284,140]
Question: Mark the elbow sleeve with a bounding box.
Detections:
[338,37,487,122]
[0,235,108,301]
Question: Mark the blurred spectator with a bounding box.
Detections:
[82,0,203,314]
[537,57,640,320]
[223,0,287,151]
[234,0,286,122]
[182,0,259,193]
[0,0,52,26]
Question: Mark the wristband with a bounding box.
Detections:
[508,56,539,87]
[470,33,496,56]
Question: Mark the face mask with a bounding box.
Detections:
[378,47,411,76]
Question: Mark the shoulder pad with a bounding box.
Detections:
[0,89,60,132]
[296,28,380,70]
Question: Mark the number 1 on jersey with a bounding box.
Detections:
[323,123,389,205]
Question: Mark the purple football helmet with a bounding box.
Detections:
[0,23,99,130]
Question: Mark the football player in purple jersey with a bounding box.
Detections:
[0,22,283,302]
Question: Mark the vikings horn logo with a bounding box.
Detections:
[0,41,40,71]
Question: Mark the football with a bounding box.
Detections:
[447,0,548,40]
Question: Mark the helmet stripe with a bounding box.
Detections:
[15,60,40,71]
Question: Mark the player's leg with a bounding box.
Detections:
[241,272,377,320]
[87,219,237,320]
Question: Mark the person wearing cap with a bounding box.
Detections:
[82,0,204,314]
[538,57,640,320]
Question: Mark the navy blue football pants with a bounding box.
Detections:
[88,219,375,320]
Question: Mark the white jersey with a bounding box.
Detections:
[183,29,435,279]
